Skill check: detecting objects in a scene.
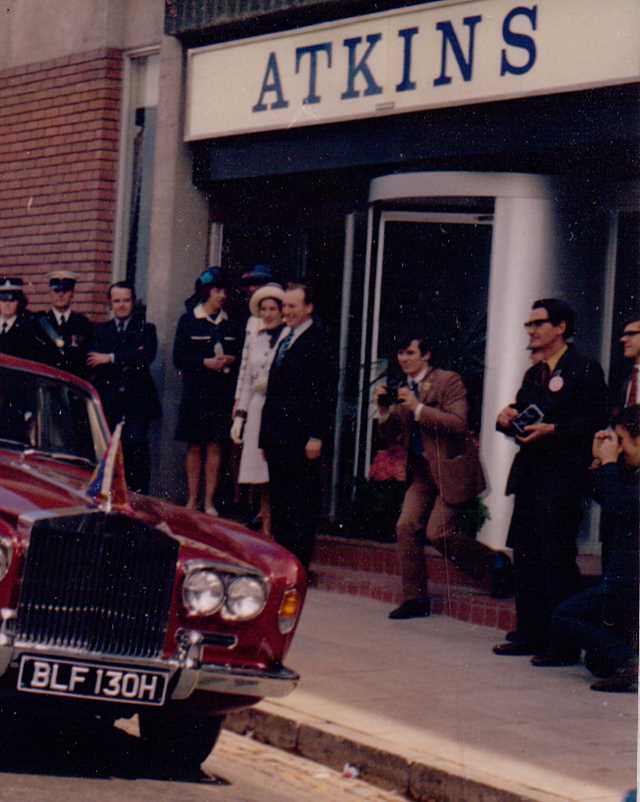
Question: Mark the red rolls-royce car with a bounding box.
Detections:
[0,354,306,772]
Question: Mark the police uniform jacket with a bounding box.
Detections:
[89,315,161,429]
[35,310,93,377]
[0,311,47,363]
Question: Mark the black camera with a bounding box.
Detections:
[378,378,402,407]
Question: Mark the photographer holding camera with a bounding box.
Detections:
[375,333,507,620]
[493,299,608,658]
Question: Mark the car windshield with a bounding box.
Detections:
[0,366,106,465]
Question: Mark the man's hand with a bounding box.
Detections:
[397,386,418,412]
[516,422,555,444]
[373,384,388,407]
[497,405,518,429]
[305,438,322,460]
[592,429,620,465]
[87,352,111,368]
[203,356,228,371]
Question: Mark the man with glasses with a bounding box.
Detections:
[619,316,640,409]
[493,299,608,660]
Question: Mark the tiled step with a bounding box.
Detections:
[310,564,517,632]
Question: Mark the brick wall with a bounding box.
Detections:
[0,48,122,319]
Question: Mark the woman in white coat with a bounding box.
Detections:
[231,284,285,536]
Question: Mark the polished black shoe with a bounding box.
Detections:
[531,651,580,667]
[388,598,431,620]
[489,553,514,599]
[493,641,538,656]
[591,659,638,693]
[505,629,521,642]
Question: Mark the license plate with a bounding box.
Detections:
[17,655,169,706]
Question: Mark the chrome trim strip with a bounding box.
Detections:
[195,663,299,699]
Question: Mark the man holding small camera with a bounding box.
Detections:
[493,299,608,658]
[375,333,503,620]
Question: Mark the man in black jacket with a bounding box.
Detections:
[259,283,331,570]
[493,299,608,658]
[534,405,639,693]
[0,276,46,363]
[87,281,161,494]
[36,271,93,377]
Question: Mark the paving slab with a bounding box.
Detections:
[227,590,638,802]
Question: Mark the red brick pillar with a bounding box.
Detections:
[0,48,122,320]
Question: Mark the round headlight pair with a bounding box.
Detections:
[182,569,267,620]
[0,538,13,583]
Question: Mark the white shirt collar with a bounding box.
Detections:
[287,318,313,345]
[408,367,429,386]
[194,304,228,325]
[0,315,16,331]
[52,309,70,326]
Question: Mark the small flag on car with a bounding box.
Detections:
[86,421,129,510]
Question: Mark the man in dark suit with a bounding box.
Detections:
[87,281,161,494]
[493,299,608,658]
[36,271,93,377]
[259,283,330,570]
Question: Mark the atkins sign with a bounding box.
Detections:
[186,0,640,140]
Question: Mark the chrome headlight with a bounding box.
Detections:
[182,569,225,616]
[223,576,268,620]
[0,538,12,583]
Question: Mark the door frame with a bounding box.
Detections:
[354,209,494,479]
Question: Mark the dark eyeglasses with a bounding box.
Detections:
[621,329,640,338]
[524,318,551,330]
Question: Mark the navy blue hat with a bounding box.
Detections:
[197,266,228,289]
[240,264,273,286]
[0,276,25,300]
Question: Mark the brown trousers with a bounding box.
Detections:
[396,459,495,600]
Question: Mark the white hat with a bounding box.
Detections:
[249,283,284,317]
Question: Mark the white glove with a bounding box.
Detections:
[230,417,244,445]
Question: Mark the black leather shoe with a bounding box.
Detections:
[489,553,514,599]
[531,651,580,667]
[493,641,537,656]
[505,630,521,642]
[591,659,638,693]
[388,598,431,620]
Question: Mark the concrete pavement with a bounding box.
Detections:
[226,589,637,802]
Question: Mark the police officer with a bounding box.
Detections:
[88,281,161,494]
[0,276,43,361]
[36,271,93,377]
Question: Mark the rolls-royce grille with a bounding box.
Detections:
[16,513,178,658]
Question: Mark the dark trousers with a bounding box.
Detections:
[265,446,321,571]
[508,489,583,649]
[551,584,637,676]
[121,420,151,495]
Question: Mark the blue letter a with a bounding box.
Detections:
[252,52,290,112]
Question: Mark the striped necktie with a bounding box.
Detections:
[274,329,294,368]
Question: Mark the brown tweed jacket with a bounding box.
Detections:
[377,368,485,506]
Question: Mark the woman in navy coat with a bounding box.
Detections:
[173,267,241,515]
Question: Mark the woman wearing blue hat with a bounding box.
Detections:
[173,267,241,515]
